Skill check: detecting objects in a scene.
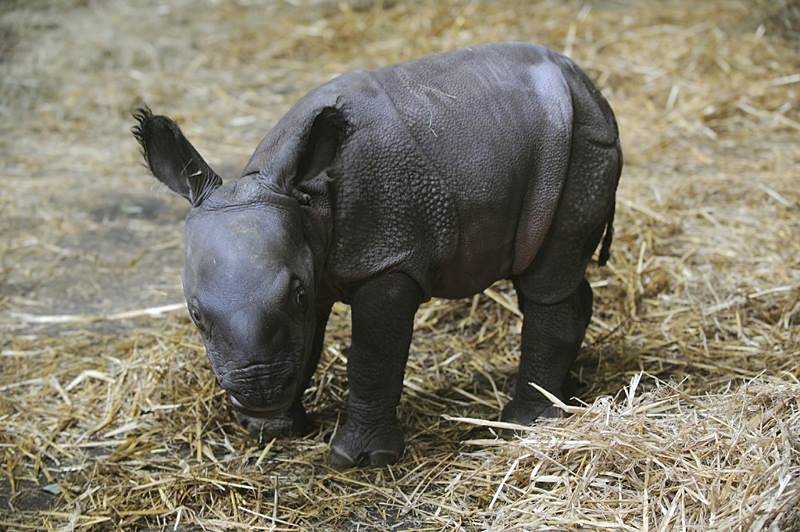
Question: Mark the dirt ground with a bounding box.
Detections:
[1,0,798,529]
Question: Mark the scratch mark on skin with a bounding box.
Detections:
[420,84,458,100]
[428,108,438,137]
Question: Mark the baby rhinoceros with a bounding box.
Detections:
[133,43,622,468]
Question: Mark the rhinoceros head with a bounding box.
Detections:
[132,106,341,433]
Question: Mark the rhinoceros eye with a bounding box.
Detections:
[294,283,307,310]
[189,305,206,332]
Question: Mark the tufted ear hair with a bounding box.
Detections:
[269,106,347,198]
[132,106,222,206]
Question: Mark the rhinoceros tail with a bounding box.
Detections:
[598,139,622,266]
[598,202,615,266]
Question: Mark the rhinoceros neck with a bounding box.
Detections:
[297,174,335,298]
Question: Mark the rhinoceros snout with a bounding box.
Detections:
[219,362,298,416]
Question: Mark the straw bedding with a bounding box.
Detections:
[1,0,798,529]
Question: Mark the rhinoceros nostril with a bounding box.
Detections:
[229,394,246,410]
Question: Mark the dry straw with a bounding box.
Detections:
[1,0,798,529]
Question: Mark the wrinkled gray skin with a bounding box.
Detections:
[133,43,622,468]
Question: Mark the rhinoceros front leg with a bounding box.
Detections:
[330,272,422,468]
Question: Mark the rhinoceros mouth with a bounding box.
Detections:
[224,364,299,418]
[229,393,293,417]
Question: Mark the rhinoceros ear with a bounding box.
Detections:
[132,106,222,206]
[268,106,346,198]
[293,106,346,186]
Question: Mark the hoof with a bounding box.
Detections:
[329,446,402,469]
[501,399,564,429]
[234,403,311,441]
[329,422,404,469]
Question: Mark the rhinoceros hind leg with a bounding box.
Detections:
[503,119,618,426]
[501,278,593,426]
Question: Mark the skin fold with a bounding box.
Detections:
[132,42,622,468]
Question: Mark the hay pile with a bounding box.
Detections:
[1,0,798,529]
